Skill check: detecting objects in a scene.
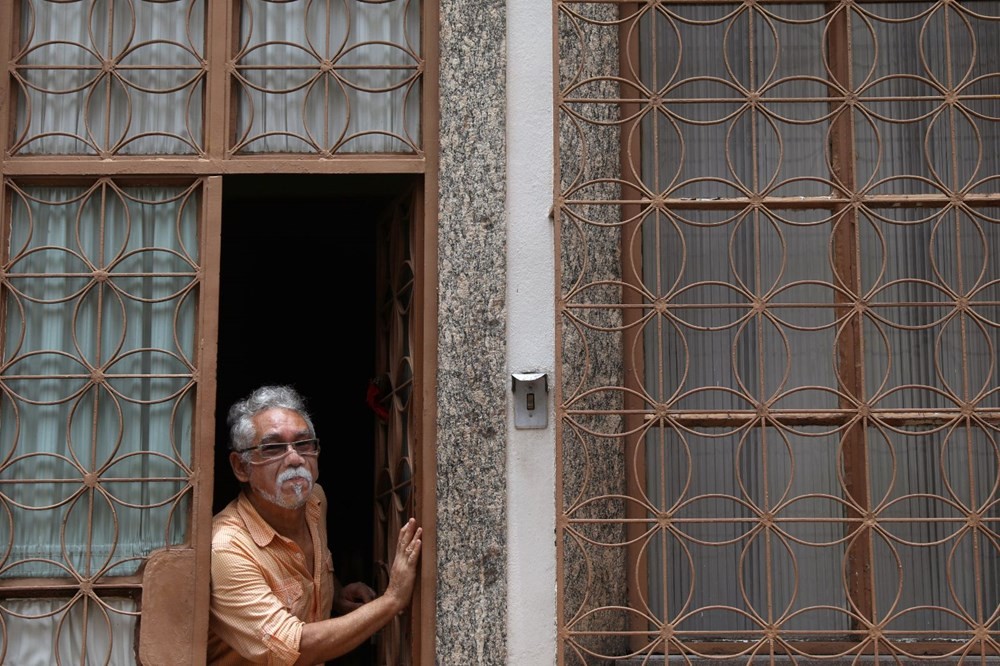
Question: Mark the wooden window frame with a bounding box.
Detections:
[618,1,1000,658]
[556,1,1000,662]
[0,1,439,663]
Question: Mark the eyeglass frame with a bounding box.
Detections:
[234,438,321,463]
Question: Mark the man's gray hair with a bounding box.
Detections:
[227,385,316,452]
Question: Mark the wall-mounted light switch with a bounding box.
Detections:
[512,372,548,429]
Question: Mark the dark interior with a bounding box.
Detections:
[214,174,410,665]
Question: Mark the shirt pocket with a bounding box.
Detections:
[273,575,303,610]
[321,549,335,615]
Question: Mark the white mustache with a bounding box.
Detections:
[277,467,313,485]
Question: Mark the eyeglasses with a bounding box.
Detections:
[239,438,321,462]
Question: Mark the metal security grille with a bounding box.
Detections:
[0,179,203,663]
[8,0,424,158]
[373,187,420,666]
[1,0,432,662]
[555,2,1000,663]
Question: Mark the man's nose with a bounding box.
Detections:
[284,445,307,464]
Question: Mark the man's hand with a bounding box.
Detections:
[384,518,422,614]
[334,581,377,614]
[295,518,423,665]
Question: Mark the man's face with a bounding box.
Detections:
[232,407,319,510]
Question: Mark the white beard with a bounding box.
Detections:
[260,466,314,509]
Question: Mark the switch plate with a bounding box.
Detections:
[512,372,548,429]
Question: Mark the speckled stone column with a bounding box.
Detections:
[436,1,508,664]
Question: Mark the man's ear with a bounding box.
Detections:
[230,450,251,483]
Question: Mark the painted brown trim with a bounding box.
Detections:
[0,0,13,160]
[416,0,440,662]
[0,1,435,661]
[139,548,198,666]
[190,174,224,663]
[1,156,427,177]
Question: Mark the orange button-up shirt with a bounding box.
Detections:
[207,485,334,665]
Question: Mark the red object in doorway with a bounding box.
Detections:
[366,379,389,421]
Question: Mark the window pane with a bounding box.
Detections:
[0,182,199,579]
[868,424,1000,638]
[853,3,1000,193]
[643,425,851,636]
[641,207,840,410]
[861,206,1000,409]
[12,0,207,155]
[233,0,422,154]
[637,4,832,198]
[0,597,138,664]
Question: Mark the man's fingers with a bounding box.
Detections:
[397,519,421,552]
[398,518,417,545]
[353,584,376,602]
[400,533,422,565]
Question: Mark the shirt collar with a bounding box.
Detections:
[235,486,322,549]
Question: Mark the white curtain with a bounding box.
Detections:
[1,598,137,666]
[1,183,197,657]
[234,0,422,153]
[13,0,206,155]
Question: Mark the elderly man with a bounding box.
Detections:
[208,385,422,665]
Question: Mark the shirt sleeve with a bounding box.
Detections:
[210,535,305,665]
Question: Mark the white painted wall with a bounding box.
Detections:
[506,0,557,663]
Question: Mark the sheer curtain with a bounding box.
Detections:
[853,2,1000,634]
[12,0,206,155]
[234,0,422,153]
[640,1,1000,640]
[14,0,422,156]
[0,183,197,659]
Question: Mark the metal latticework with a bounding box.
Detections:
[0,179,201,662]
[373,189,418,665]
[2,0,430,659]
[232,0,423,155]
[556,2,1000,663]
[10,0,208,156]
[9,0,424,158]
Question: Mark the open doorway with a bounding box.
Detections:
[213,174,412,665]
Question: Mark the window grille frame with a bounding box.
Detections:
[555,1,1000,662]
[0,1,439,663]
